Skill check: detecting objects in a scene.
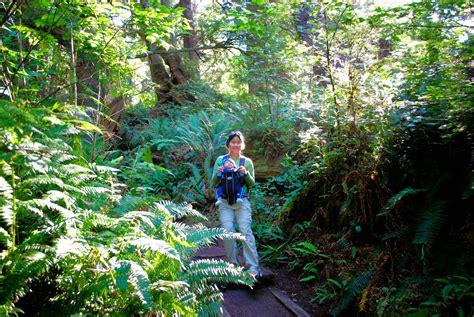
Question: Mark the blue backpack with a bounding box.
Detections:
[218,155,246,205]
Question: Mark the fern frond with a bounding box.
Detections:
[180,225,245,249]
[113,260,152,310]
[183,162,202,181]
[58,164,93,176]
[66,174,93,184]
[1,239,52,304]
[378,187,426,217]
[380,228,408,241]
[413,201,447,246]
[81,210,115,230]
[55,237,90,258]
[0,201,13,227]
[24,157,50,175]
[21,175,65,189]
[155,200,206,220]
[51,153,77,164]
[26,198,73,218]
[184,259,253,287]
[338,238,350,249]
[331,269,373,316]
[127,237,181,263]
[45,190,76,208]
[119,211,157,229]
[194,284,223,317]
[90,164,120,175]
[0,228,12,248]
[0,176,13,199]
[150,280,189,292]
[113,194,150,215]
[81,186,111,196]
[1,162,13,176]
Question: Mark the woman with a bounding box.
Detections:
[212,130,261,278]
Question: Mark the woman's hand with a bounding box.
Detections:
[216,166,223,173]
[237,166,248,175]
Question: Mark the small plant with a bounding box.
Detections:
[312,278,349,304]
[419,275,474,316]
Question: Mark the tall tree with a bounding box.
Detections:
[179,0,199,62]
[138,0,193,115]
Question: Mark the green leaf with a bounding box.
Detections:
[351,247,357,258]
[300,275,316,282]
[442,284,454,302]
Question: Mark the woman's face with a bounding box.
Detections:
[228,136,242,154]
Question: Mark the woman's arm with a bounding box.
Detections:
[211,156,223,186]
[243,158,256,188]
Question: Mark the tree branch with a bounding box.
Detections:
[408,23,473,29]
[131,44,243,58]
[0,0,22,28]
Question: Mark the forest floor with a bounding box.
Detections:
[270,265,325,316]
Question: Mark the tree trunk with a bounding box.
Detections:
[296,2,327,85]
[246,0,265,94]
[179,0,199,62]
[141,0,194,116]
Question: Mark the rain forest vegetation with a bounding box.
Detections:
[0,0,472,316]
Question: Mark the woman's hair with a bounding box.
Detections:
[226,130,246,150]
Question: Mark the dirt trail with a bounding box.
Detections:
[194,242,312,317]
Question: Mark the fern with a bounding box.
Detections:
[0,176,13,198]
[178,224,244,249]
[113,194,150,214]
[0,228,11,248]
[0,233,53,309]
[80,210,115,230]
[113,260,153,311]
[331,269,373,316]
[127,237,182,263]
[184,259,253,287]
[55,237,90,257]
[119,210,157,229]
[0,177,13,227]
[194,284,223,317]
[89,163,121,175]
[150,279,189,292]
[24,198,73,219]
[21,175,66,189]
[378,187,426,217]
[155,200,207,221]
[413,200,447,246]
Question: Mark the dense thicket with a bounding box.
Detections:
[1,0,472,315]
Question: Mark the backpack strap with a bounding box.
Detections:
[239,157,250,198]
[222,155,229,167]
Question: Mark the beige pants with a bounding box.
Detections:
[219,198,260,273]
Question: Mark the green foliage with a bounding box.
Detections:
[118,109,238,208]
[420,275,474,316]
[312,277,349,305]
[331,269,373,316]
[377,187,426,217]
[413,201,447,247]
